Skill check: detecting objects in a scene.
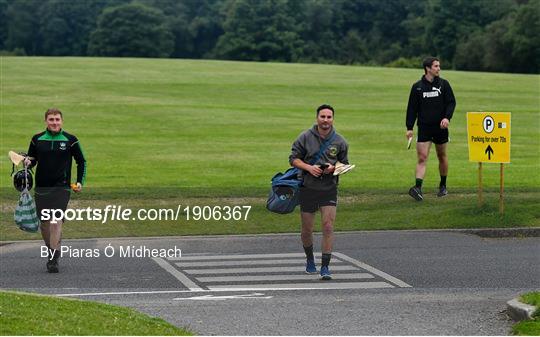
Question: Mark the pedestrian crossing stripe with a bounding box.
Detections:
[152,252,411,291]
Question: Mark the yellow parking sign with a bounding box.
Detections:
[467,112,511,163]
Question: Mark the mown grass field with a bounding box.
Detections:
[1,57,538,240]
[0,290,191,335]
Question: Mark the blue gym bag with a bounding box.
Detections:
[266,132,336,214]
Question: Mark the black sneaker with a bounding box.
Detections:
[408,186,423,201]
[437,186,448,197]
[46,259,58,273]
[47,250,59,273]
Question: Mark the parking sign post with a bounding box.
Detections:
[478,162,483,207]
[500,163,504,214]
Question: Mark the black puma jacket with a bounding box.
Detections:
[406,75,456,130]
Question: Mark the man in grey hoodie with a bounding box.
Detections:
[289,104,349,280]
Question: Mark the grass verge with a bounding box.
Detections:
[512,292,540,336]
[0,290,192,335]
[521,292,540,308]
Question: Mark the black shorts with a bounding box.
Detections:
[417,126,449,144]
[35,187,71,222]
[299,186,337,213]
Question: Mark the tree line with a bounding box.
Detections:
[1,0,538,74]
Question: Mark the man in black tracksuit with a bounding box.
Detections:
[406,57,456,201]
[26,108,86,273]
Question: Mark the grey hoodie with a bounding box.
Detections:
[289,125,349,191]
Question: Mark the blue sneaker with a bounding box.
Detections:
[437,185,448,197]
[320,266,332,280]
[305,259,317,274]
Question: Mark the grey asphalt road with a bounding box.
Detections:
[1,231,539,335]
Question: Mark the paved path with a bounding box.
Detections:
[1,231,538,335]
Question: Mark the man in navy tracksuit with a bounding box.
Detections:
[406,57,456,201]
[26,108,86,273]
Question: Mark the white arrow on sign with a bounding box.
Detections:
[173,292,272,301]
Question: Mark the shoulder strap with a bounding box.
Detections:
[309,131,336,165]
